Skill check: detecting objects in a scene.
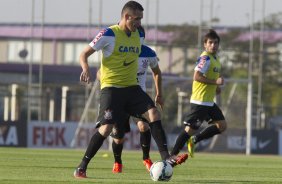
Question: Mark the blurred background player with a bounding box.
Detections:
[170,29,227,158]
[111,26,164,173]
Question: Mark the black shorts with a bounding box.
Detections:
[183,103,225,130]
[97,86,155,138]
[110,114,149,139]
[110,115,130,139]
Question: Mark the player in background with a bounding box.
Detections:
[170,29,227,158]
[74,1,187,179]
[111,32,163,173]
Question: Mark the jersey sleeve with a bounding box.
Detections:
[148,56,159,69]
[89,28,114,51]
[140,45,159,68]
[194,55,211,74]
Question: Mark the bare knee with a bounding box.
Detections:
[184,126,197,136]
[98,124,113,137]
[147,107,161,122]
[137,121,150,132]
[215,120,227,132]
[113,138,125,144]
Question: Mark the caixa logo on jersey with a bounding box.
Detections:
[0,121,27,147]
[119,46,140,53]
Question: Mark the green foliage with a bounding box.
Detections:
[160,24,199,47]
[262,84,282,116]
[254,12,282,29]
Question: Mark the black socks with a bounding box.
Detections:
[149,120,169,160]
[170,130,190,155]
[79,131,106,169]
[112,141,123,164]
[140,129,151,160]
[194,124,220,144]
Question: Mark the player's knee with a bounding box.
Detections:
[184,118,202,130]
[137,121,149,132]
[184,126,197,135]
[113,138,124,144]
[98,124,113,137]
[147,107,161,122]
[216,121,227,132]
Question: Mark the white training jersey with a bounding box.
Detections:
[137,45,159,91]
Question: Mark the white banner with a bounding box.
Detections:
[27,121,160,150]
[28,121,80,148]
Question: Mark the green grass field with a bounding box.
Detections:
[0,148,282,184]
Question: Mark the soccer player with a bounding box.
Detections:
[111,42,163,173]
[170,29,227,158]
[95,41,161,173]
[74,1,187,179]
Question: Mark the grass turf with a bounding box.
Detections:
[0,148,282,184]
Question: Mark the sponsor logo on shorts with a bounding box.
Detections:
[104,109,113,120]
[195,119,201,127]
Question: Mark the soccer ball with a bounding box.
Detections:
[150,161,173,182]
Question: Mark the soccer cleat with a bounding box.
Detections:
[112,162,123,173]
[166,153,188,167]
[188,136,195,158]
[73,167,87,178]
[143,158,153,172]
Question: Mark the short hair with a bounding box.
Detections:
[204,29,220,43]
[121,1,144,15]
[138,26,145,38]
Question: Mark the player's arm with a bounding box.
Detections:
[215,73,224,94]
[193,71,224,85]
[80,28,109,84]
[193,55,224,85]
[79,45,95,84]
[151,64,164,110]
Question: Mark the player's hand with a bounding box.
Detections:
[155,95,164,111]
[80,70,91,84]
[216,77,224,85]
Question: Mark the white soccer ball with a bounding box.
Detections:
[150,161,173,182]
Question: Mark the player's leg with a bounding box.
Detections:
[144,109,188,167]
[170,126,196,156]
[191,104,226,143]
[112,138,124,173]
[136,120,152,171]
[188,120,225,158]
[191,120,226,144]
[126,86,187,167]
[145,108,170,160]
[189,104,226,157]
[74,124,113,178]
[74,87,124,178]
[171,103,207,158]
[111,117,128,173]
[191,104,226,145]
